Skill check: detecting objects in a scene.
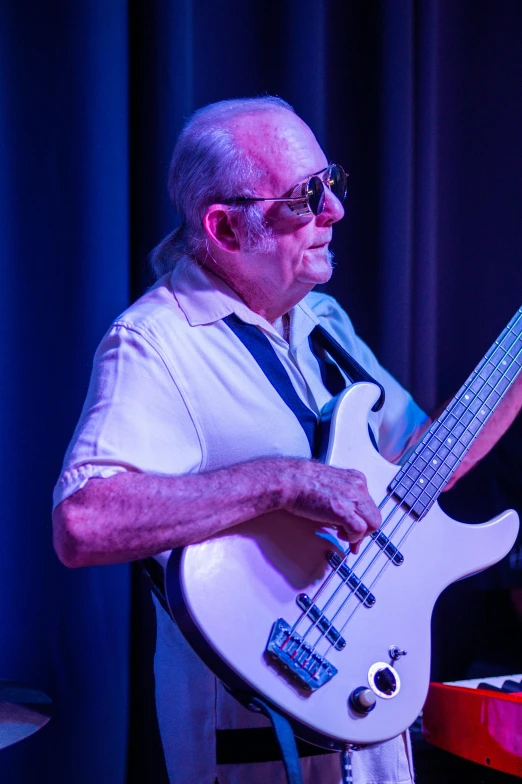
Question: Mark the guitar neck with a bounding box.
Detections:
[389,307,522,520]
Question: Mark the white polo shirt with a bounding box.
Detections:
[54,256,426,511]
[54,257,426,784]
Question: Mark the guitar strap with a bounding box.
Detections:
[247,697,304,784]
[223,313,317,452]
[310,324,385,412]
[223,313,385,457]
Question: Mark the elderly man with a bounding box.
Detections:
[53,97,522,784]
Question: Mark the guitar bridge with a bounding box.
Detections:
[265,618,338,691]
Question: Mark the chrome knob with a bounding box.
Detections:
[349,687,376,714]
[389,645,407,661]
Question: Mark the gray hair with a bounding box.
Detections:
[150,96,295,278]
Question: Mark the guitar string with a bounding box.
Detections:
[285,316,522,657]
[395,332,522,512]
[287,489,399,641]
[288,338,522,659]
[288,474,429,652]
[291,500,410,651]
[395,313,522,495]
[320,509,419,660]
[309,342,522,655]
[287,333,522,662]
[301,346,522,661]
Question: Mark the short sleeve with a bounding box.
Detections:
[53,323,203,507]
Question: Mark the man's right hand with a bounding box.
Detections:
[281,459,381,554]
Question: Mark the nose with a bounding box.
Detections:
[316,187,345,226]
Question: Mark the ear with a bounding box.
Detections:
[203,205,241,252]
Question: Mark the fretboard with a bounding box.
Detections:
[389,307,522,520]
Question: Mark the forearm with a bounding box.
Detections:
[53,458,290,567]
[53,457,383,568]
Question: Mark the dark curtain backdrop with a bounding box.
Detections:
[1,1,522,781]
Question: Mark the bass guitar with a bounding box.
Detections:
[166,307,521,749]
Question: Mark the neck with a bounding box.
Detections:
[272,313,291,341]
[206,263,312,324]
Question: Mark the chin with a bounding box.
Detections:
[297,250,334,285]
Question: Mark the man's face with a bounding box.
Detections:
[231,110,345,292]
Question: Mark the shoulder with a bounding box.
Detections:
[101,274,194,361]
[304,290,348,319]
[303,290,358,345]
[113,275,185,336]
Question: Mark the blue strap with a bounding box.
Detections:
[310,325,385,412]
[248,697,304,784]
[341,747,354,783]
[309,334,346,396]
[223,314,317,453]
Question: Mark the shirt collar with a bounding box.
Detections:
[170,255,319,348]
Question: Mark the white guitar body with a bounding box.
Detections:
[166,382,519,748]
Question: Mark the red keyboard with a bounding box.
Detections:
[422,675,522,777]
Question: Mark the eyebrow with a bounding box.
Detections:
[286,165,329,194]
[298,166,329,181]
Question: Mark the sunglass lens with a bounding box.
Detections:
[329,165,348,201]
[307,176,325,215]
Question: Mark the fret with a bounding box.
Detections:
[420,463,436,481]
[497,375,510,395]
[436,422,450,441]
[450,422,465,439]
[460,429,474,446]
[436,463,452,480]
[468,397,488,415]
[504,349,518,367]
[396,476,413,491]
[459,409,474,426]
[486,388,502,405]
[475,385,493,404]
[505,361,521,379]
[452,441,467,458]
[432,442,449,460]
[506,333,522,352]
[469,375,484,395]
[451,401,466,418]
[486,367,504,387]
[478,361,496,380]
[388,306,522,518]
[466,417,483,437]
[489,349,508,366]
[443,413,458,429]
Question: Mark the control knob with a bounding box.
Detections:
[349,687,376,714]
[373,667,397,695]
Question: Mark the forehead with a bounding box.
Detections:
[230,109,328,193]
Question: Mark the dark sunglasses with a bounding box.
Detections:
[223,163,348,217]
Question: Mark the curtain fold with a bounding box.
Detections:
[1,1,522,780]
[0,2,130,782]
[379,0,440,413]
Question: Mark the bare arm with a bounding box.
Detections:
[53,457,381,568]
